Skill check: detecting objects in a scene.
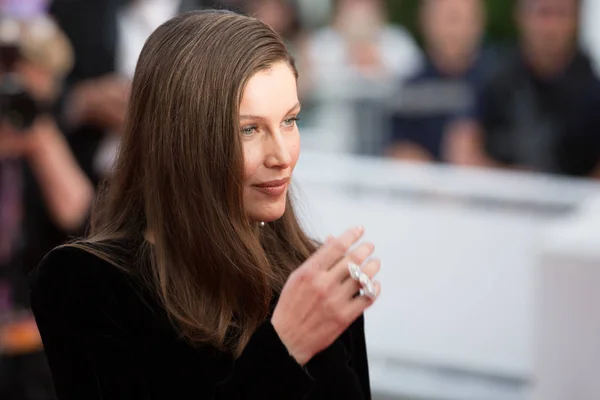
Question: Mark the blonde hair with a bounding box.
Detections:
[0,16,73,77]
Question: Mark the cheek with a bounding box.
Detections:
[242,141,262,181]
[288,132,301,169]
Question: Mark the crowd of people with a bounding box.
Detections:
[0,0,598,398]
[297,0,600,178]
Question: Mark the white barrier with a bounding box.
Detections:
[293,151,600,399]
[532,197,600,400]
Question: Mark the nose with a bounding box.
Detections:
[264,129,292,169]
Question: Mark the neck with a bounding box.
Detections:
[428,48,477,77]
[522,45,576,79]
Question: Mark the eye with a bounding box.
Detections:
[282,116,299,127]
[241,125,258,136]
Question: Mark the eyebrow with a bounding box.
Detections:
[240,102,301,120]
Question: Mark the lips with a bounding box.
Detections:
[253,178,289,196]
[254,178,289,188]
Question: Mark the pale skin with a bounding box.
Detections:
[240,61,381,366]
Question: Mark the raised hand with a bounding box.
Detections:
[272,226,381,365]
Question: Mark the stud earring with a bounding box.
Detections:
[259,221,265,227]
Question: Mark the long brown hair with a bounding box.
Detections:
[69,10,317,357]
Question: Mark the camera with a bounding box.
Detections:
[0,14,74,132]
[0,42,41,132]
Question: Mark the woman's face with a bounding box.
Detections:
[240,61,300,223]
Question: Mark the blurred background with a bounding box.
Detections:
[2,0,600,399]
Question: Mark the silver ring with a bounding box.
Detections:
[348,262,362,280]
[348,262,377,299]
[360,276,377,299]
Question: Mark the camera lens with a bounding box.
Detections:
[4,90,38,131]
[0,74,38,131]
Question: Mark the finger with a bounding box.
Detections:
[336,225,364,249]
[103,84,130,104]
[307,226,364,271]
[339,257,380,299]
[101,103,127,130]
[108,103,127,123]
[328,241,374,280]
[99,74,130,88]
[345,280,381,318]
[94,76,129,102]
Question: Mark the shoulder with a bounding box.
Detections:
[32,245,125,291]
[30,244,138,320]
[471,51,521,108]
[383,25,418,46]
[571,52,600,90]
[306,27,340,56]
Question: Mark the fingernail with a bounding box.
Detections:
[354,225,364,234]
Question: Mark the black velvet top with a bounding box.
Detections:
[29,245,372,399]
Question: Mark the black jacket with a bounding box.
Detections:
[29,245,372,399]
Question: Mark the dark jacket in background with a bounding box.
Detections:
[472,50,600,177]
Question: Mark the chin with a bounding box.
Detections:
[249,201,287,223]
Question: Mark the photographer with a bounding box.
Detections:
[0,15,93,400]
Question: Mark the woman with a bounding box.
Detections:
[29,10,381,399]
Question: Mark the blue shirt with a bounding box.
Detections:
[388,48,496,161]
